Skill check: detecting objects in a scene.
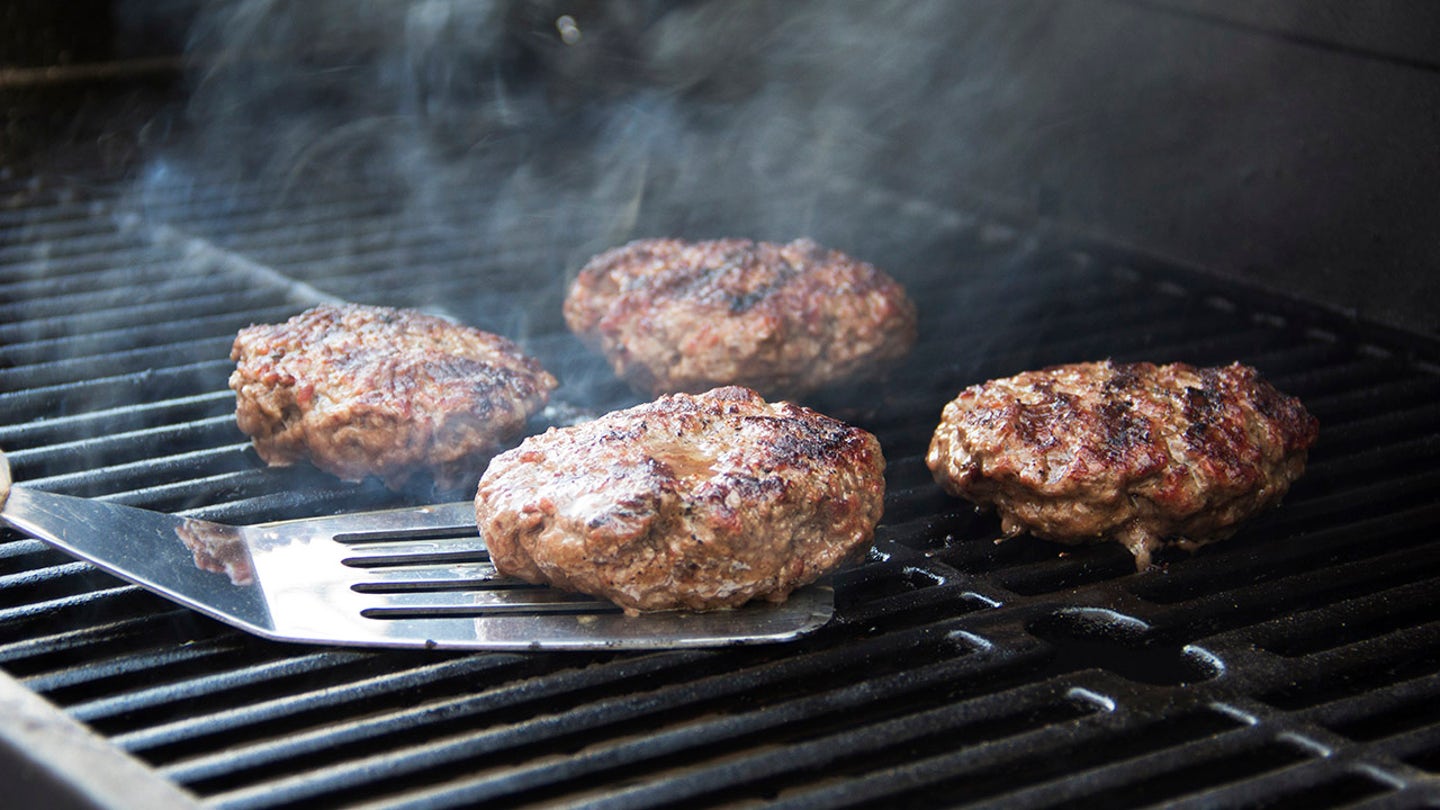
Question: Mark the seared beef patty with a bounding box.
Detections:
[230,304,557,491]
[926,360,1319,568]
[475,386,885,614]
[563,238,917,399]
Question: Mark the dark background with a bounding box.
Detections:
[4,0,1438,337]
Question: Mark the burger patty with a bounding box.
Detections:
[230,303,557,491]
[926,360,1319,568]
[563,238,917,399]
[475,386,886,614]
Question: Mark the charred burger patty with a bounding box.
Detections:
[563,237,917,399]
[926,360,1318,567]
[475,386,886,614]
[230,303,557,491]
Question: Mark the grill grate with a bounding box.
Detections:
[3,165,1440,808]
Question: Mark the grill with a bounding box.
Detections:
[4,155,1440,808]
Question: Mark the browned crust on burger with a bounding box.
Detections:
[475,386,885,614]
[926,360,1319,568]
[563,238,917,398]
[230,303,557,491]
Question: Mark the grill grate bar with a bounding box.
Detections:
[988,735,1387,810]
[20,636,247,695]
[0,558,95,589]
[152,622,952,765]
[1383,726,1440,785]
[0,583,151,628]
[0,258,256,310]
[379,679,1103,810]
[0,608,205,669]
[1253,354,1397,396]
[0,561,157,619]
[912,276,1234,343]
[0,229,165,272]
[0,288,291,345]
[13,444,255,502]
[10,409,236,451]
[769,713,1290,810]
[2,414,239,477]
[712,705,1236,810]
[1127,501,1440,604]
[186,632,996,806]
[1247,578,1440,660]
[139,652,677,767]
[1257,623,1440,713]
[937,320,1295,387]
[1277,465,1440,527]
[0,216,135,258]
[151,625,964,788]
[0,359,233,424]
[156,194,399,246]
[114,474,402,524]
[1291,370,1440,417]
[66,650,378,724]
[0,537,61,564]
[1312,401,1440,457]
[1301,434,1439,491]
[2,337,248,394]
[113,188,387,235]
[0,196,103,229]
[1141,545,1440,656]
[1313,668,1440,743]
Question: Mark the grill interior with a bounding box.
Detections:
[4,161,1440,808]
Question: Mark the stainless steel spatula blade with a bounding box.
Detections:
[0,486,833,650]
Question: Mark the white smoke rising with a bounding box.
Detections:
[117,0,1059,349]
[149,2,1022,230]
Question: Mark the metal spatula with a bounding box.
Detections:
[0,470,833,651]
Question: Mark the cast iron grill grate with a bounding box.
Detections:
[3,167,1440,808]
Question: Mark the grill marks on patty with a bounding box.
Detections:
[230,304,557,491]
[926,360,1319,568]
[564,238,917,399]
[475,386,886,614]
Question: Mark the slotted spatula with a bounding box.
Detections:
[0,455,833,651]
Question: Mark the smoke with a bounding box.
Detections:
[105,0,1434,339]
[108,0,1112,392]
[134,1,1030,267]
